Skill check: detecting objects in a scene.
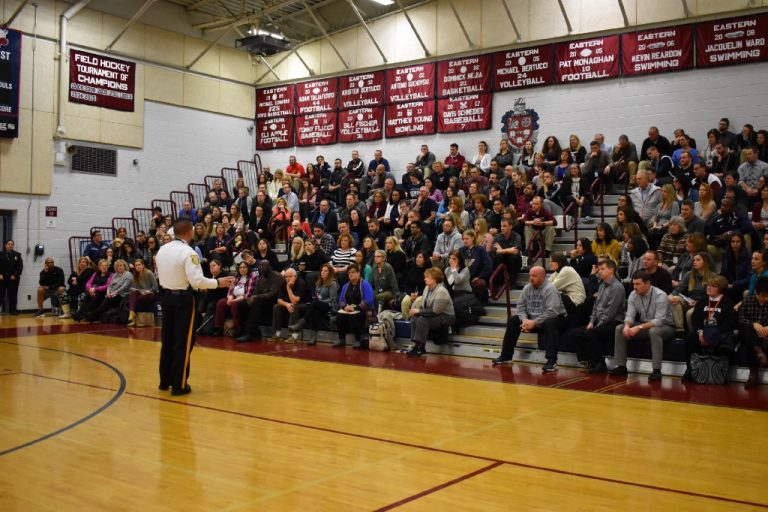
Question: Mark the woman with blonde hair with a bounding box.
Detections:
[473,217,494,253]
[406,266,456,357]
[59,256,96,319]
[385,236,407,284]
[568,134,586,164]
[287,236,305,271]
[290,263,339,344]
[648,184,679,248]
[694,183,717,223]
[84,259,132,323]
[449,196,469,231]
[670,251,716,331]
[267,169,284,200]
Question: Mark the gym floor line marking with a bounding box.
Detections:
[13,369,765,510]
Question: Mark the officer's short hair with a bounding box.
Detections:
[174,218,193,236]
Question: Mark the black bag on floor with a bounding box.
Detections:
[689,353,730,384]
[452,293,484,328]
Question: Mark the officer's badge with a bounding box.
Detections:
[190,254,200,266]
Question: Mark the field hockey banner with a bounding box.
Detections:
[622,25,694,76]
[0,28,21,138]
[339,71,386,109]
[696,13,768,68]
[295,78,338,114]
[437,55,492,97]
[256,84,295,119]
[555,35,620,83]
[437,94,492,133]
[69,50,135,112]
[493,45,554,90]
[385,100,435,138]
[386,63,435,104]
[338,107,383,142]
[256,116,294,150]
[295,112,337,146]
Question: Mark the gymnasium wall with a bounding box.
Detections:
[256,61,768,181]
[0,101,253,311]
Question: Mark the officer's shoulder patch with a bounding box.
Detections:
[190,254,200,266]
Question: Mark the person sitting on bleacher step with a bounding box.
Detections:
[492,266,567,372]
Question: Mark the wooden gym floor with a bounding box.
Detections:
[0,315,766,511]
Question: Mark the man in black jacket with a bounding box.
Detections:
[36,257,65,317]
[0,240,23,314]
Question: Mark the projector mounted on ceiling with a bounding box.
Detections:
[236,28,291,56]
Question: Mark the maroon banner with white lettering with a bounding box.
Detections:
[69,50,135,111]
[256,117,294,150]
[295,78,338,114]
[338,107,383,142]
[493,45,554,90]
[386,63,435,104]
[696,14,768,68]
[622,25,693,76]
[256,85,295,119]
[437,94,491,133]
[385,101,435,138]
[555,35,620,83]
[295,112,337,146]
[437,55,492,98]
[339,71,386,109]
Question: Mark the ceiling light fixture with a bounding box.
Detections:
[370,0,395,5]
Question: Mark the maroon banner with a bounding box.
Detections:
[386,63,435,104]
[696,14,768,68]
[385,101,435,138]
[69,50,135,112]
[256,117,294,150]
[437,94,491,133]
[622,25,693,76]
[255,85,295,119]
[437,55,492,97]
[295,78,338,114]
[338,107,383,142]
[555,35,620,83]
[295,112,337,146]
[493,45,554,90]
[339,71,386,109]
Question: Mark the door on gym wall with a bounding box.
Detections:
[0,210,12,243]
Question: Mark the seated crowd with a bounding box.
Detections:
[43,118,768,386]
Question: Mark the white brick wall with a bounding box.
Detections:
[261,62,768,182]
[1,101,253,311]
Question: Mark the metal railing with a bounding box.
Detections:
[268,211,292,253]
[151,199,177,220]
[68,236,91,273]
[561,202,579,245]
[111,217,138,240]
[222,167,240,195]
[526,229,546,268]
[590,179,606,222]
[170,191,193,217]
[489,263,512,318]
[187,183,208,209]
[131,208,154,234]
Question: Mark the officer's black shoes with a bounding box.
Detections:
[171,385,191,396]
[158,383,170,391]
[491,357,512,366]
[608,365,628,376]
[587,361,608,374]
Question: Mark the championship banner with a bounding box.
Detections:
[339,71,385,109]
[69,49,135,112]
[256,84,295,119]
[386,63,435,104]
[696,14,768,68]
[493,45,554,90]
[437,55,492,97]
[338,107,383,142]
[295,112,337,146]
[256,117,294,150]
[622,25,693,76]
[555,35,620,83]
[295,78,338,114]
[385,100,435,138]
[437,94,491,133]
[0,28,22,138]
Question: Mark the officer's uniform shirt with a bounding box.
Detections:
[155,239,217,291]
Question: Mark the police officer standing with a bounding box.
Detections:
[155,218,234,396]
[0,240,23,315]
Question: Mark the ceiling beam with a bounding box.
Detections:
[681,0,690,16]
[347,0,388,62]
[259,54,281,81]
[193,0,303,30]
[556,0,572,33]
[617,0,629,27]
[300,0,350,69]
[447,0,474,48]
[187,0,216,11]
[394,0,429,56]
[186,17,240,68]
[499,0,521,43]
[105,0,157,51]
[4,0,30,26]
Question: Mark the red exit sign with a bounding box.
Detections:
[45,206,57,217]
